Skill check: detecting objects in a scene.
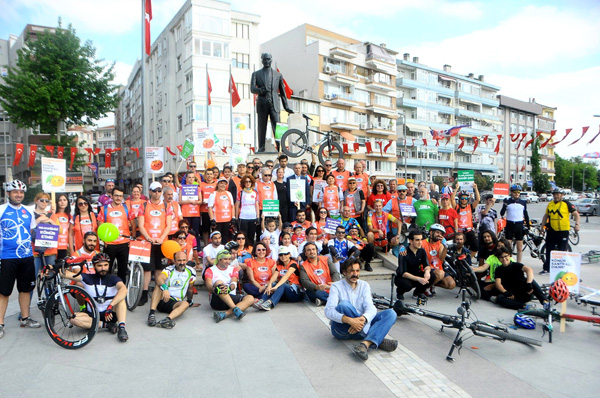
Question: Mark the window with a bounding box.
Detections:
[185,104,193,123]
[194,9,230,35]
[164,93,167,106]
[177,115,183,131]
[177,56,181,72]
[511,111,517,119]
[194,38,229,59]
[519,113,525,121]
[176,25,182,42]
[510,123,517,134]
[354,89,369,103]
[323,57,347,74]
[234,23,249,39]
[527,115,533,123]
[374,94,392,107]
[185,72,193,91]
[177,85,182,101]
[232,52,249,69]
[237,83,250,99]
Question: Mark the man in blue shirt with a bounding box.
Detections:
[325,257,398,361]
[0,180,40,338]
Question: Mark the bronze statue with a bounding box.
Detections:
[251,53,293,153]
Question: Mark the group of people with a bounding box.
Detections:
[0,154,580,360]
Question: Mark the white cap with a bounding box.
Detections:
[149,181,162,191]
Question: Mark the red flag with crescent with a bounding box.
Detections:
[45,145,55,156]
[27,145,38,167]
[130,147,140,158]
[457,137,465,151]
[70,147,77,170]
[568,126,590,146]
[105,149,112,168]
[57,146,64,159]
[13,143,24,166]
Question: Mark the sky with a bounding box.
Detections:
[1,0,599,160]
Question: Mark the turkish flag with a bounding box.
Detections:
[166,146,177,156]
[523,137,535,150]
[13,143,24,166]
[221,147,228,154]
[472,137,479,153]
[277,68,293,99]
[130,147,140,158]
[365,142,373,154]
[84,147,94,161]
[229,74,241,107]
[176,145,183,152]
[70,147,77,170]
[353,142,360,153]
[45,145,55,156]
[510,134,519,142]
[422,139,427,147]
[540,130,557,149]
[384,140,393,153]
[482,135,489,144]
[342,143,349,154]
[551,128,572,146]
[105,149,112,169]
[207,71,212,105]
[93,148,101,156]
[457,137,465,151]
[568,126,590,146]
[57,146,64,159]
[377,141,383,155]
[145,0,152,56]
[494,135,502,154]
[521,164,526,172]
[588,126,600,144]
[27,145,38,167]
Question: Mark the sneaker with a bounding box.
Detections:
[252,299,264,310]
[429,286,436,297]
[259,300,273,311]
[20,317,41,328]
[117,327,129,342]
[138,293,148,306]
[539,270,549,275]
[490,296,498,304]
[315,298,324,307]
[364,263,373,272]
[232,306,245,320]
[379,338,398,353]
[107,322,118,334]
[213,311,227,323]
[352,343,369,361]
[156,318,176,329]
[0,324,4,339]
[147,312,156,327]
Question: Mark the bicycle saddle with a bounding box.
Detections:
[302,114,312,120]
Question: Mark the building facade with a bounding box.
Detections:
[536,104,557,181]
[497,96,542,186]
[396,57,502,182]
[261,24,398,180]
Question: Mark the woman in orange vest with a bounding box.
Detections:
[243,242,277,299]
[32,192,58,279]
[207,178,235,243]
[298,242,340,306]
[320,174,343,218]
[51,193,72,260]
[69,195,98,253]
[313,207,330,241]
[177,219,200,268]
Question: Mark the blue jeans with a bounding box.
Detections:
[243,283,262,298]
[262,283,304,307]
[330,300,396,348]
[306,289,329,303]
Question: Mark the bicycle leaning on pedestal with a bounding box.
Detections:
[279,113,343,164]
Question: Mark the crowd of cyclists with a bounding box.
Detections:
[0,153,581,354]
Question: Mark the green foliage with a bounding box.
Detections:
[533,173,550,193]
[0,20,118,135]
[38,133,87,172]
[474,173,493,191]
[530,134,541,176]
[554,154,599,191]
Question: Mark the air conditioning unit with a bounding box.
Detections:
[359,123,367,130]
[324,94,333,100]
[325,65,333,74]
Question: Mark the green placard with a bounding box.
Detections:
[263,200,280,217]
[274,123,288,140]
[457,170,474,183]
[180,138,195,160]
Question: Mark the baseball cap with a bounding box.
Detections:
[441,193,450,199]
[282,222,292,229]
[278,246,291,255]
[217,177,228,184]
[398,185,407,190]
[210,231,222,238]
[149,181,162,191]
[348,177,357,181]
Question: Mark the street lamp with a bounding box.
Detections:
[398,111,407,180]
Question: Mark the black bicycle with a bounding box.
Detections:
[37,255,99,349]
[444,245,480,300]
[392,290,542,361]
[280,114,343,164]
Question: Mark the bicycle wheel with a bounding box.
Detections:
[126,262,144,311]
[44,285,98,349]
[280,129,307,158]
[318,140,343,165]
[540,243,572,265]
[569,227,579,246]
[461,263,481,300]
[471,324,542,346]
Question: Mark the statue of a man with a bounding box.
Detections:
[251,53,294,153]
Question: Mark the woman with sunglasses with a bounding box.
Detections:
[235,175,259,246]
[177,220,200,268]
[319,174,343,219]
[173,229,196,264]
[50,193,72,260]
[32,193,58,277]
[313,207,331,241]
[243,242,277,298]
[233,232,253,267]
[274,167,290,224]
[254,246,304,311]
[69,195,98,254]
[310,165,326,220]
[366,179,392,212]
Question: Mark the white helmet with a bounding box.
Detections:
[429,223,445,234]
[6,180,27,192]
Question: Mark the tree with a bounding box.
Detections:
[554,154,599,191]
[0,20,118,136]
[474,173,492,191]
[530,134,549,193]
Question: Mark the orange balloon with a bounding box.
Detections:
[161,240,181,260]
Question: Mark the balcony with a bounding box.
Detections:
[541,154,556,161]
[456,90,499,107]
[397,78,455,97]
[329,118,359,131]
[365,57,397,75]
[330,46,357,59]
[366,104,397,117]
[365,78,395,94]
[366,123,397,136]
[328,93,360,107]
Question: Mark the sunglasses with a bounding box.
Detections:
[106,179,115,183]
[320,211,327,214]
[325,164,332,167]
[177,236,186,240]
[38,198,49,203]
[263,174,272,177]
[189,165,197,168]
[236,237,245,240]
[162,180,172,183]
[256,248,266,252]
[317,170,325,172]
[77,202,88,206]
[152,189,162,193]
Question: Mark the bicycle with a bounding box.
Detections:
[36,255,99,349]
[122,235,147,311]
[568,225,580,246]
[581,250,600,264]
[393,290,542,361]
[444,245,480,300]
[280,114,343,164]
[522,305,600,343]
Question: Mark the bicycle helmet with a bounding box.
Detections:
[514,313,536,329]
[429,223,446,234]
[92,252,111,265]
[552,188,564,194]
[458,190,469,197]
[224,240,240,253]
[6,179,27,192]
[510,184,522,192]
[549,279,569,303]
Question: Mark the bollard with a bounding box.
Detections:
[586,213,589,223]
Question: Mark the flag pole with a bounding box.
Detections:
[229,64,234,154]
[253,64,256,152]
[206,63,210,129]
[141,0,148,190]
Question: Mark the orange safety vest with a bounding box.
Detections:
[199,181,217,213]
[99,204,132,245]
[354,173,370,198]
[456,205,473,231]
[277,261,300,286]
[332,170,351,191]
[180,185,200,217]
[212,191,234,222]
[72,213,98,251]
[142,201,170,239]
[256,181,276,210]
[166,201,182,235]
[302,256,332,288]
[322,186,340,213]
[51,212,70,250]
[125,198,146,217]
[246,258,275,286]
[344,190,362,218]
[422,239,444,271]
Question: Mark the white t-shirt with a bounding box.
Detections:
[281,244,299,259]
[202,244,224,267]
[261,229,281,258]
[237,189,259,220]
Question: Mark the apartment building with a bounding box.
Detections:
[497,96,542,186]
[536,104,557,181]
[261,24,398,179]
[396,56,502,182]
[117,0,260,186]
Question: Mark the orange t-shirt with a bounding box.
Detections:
[322,186,340,214]
[98,203,135,245]
[353,172,370,198]
[199,181,217,213]
[71,213,98,251]
[277,261,300,286]
[210,191,234,223]
[301,256,332,291]
[246,258,276,286]
[256,181,276,210]
[332,170,351,191]
[51,212,70,250]
[142,201,172,239]
[422,239,444,271]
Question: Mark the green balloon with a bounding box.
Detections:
[97,223,119,243]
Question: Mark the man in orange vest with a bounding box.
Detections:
[137,181,173,306]
[450,182,480,257]
[298,242,340,306]
[256,167,278,212]
[332,158,351,192]
[199,169,217,245]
